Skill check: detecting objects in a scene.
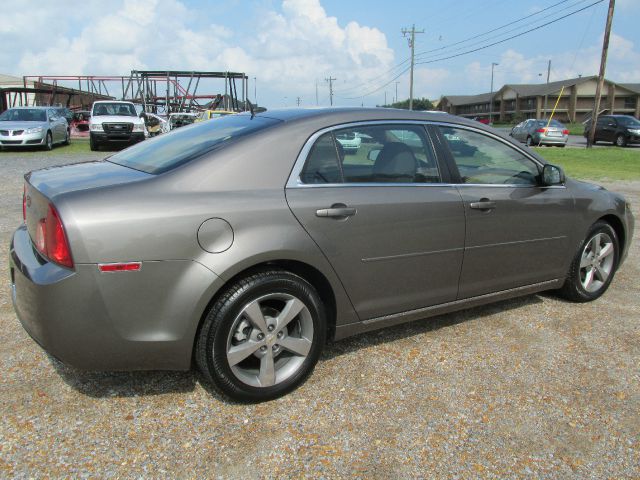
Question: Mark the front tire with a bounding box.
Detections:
[43,132,53,151]
[89,136,98,151]
[559,221,619,302]
[196,270,326,402]
[63,129,71,145]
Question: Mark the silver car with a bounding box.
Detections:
[9,109,634,401]
[510,119,569,147]
[0,107,70,150]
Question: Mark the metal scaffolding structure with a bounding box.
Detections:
[22,70,250,114]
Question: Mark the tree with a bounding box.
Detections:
[380,97,434,110]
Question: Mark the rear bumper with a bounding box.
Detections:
[90,131,145,145]
[533,134,568,145]
[9,225,222,371]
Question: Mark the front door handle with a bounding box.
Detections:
[316,204,357,218]
[469,199,496,211]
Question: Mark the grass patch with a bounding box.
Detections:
[533,146,640,181]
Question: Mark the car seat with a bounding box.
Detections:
[372,142,417,183]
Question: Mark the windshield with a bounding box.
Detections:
[92,103,137,117]
[0,108,47,122]
[617,116,640,127]
[108,114,281,174]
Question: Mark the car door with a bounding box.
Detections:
[433,124,575,299]
[516,120,531,142]
[597,117,615,142]
[47,109,63,142]
[286,123,466,320]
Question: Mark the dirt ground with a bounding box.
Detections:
[0,148,638,479]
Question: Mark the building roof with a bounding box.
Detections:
[619,83,640,95]
[501,76,597,97]
[441,92,495,106]
[0,73,26,86]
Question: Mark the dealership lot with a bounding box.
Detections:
[0,147,638,478]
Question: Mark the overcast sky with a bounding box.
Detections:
[2,0,639,108]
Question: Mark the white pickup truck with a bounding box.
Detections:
[89,100,147,151]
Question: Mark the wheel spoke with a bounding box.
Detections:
[280,336,312,357]
[592,234,602,256]
[583,266,595,290]
[597,242,613,261]
[243,300,268,334]
[594,264,608,283]
[258,350,276,387]
[580,254,592,269]
[275,298,305,331]
[227,340,261,366]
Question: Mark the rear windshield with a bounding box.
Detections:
[107,114,281,174]
[535,120,564,128]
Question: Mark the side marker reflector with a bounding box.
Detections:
[98,262,142,272]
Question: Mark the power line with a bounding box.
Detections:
[338,66,411,100]
[415,0,604,66]
[332,57,411,95]
[414,0,577,60]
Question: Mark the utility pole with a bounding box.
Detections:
[315,79,318,106]
[401,24,424,110]
[588,0,615,148]
[395,81,400,104]
[325,76,336,106]
[543,60,551,118]
[489,62,498,124]
[384,91,387,105]
[296,96,301,107]
[254,77,257,105]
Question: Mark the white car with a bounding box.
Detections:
[89,101,147,151]
[335,131,362,153]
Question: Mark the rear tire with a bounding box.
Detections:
[90,137,98,151]
[196,269,326,402]
[558,221,619,302]
[63,129,70,145]
[526,136,533,147]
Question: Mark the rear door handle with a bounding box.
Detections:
[469,200,496,211]
[316,205,357,218]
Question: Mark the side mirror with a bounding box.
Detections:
[542,164,565,186]
[367,149,380,162]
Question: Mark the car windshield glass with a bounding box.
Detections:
[0,109,46,122]
[108,114,281,174]
[93,103,137,116]
[617,116,640,127]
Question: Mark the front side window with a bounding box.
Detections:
[300,124,440,184]
[438,126,540,185]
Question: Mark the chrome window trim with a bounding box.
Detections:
[286,119,559,189]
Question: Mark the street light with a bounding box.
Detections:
[489,62,499,124]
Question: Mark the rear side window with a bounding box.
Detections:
[300,124,440,184]
[108,114,280,174]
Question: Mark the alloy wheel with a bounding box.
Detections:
[579,232,615,293]
[226,293,314,388]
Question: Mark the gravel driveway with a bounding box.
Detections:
[1,145,638,478]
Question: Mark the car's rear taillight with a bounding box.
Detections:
[536,128,546,133]
[562,129,569,135]
[34,204,74,269]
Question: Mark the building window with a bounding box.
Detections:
[624,97,636,109]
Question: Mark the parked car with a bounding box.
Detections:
[70,111,91,135]
[143,112,168,137]
[510,118,569,147]
[195,110,236,122]
[584,114,640,147]
[0,106,70,150]
[168,112,198,130]
[89,100,147,151]
[10,109,634,402]
[54,107,75,124]
[335,130,362,153]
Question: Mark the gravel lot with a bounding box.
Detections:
[1,144,638,479]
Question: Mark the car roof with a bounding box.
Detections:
[4,106,50,110]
